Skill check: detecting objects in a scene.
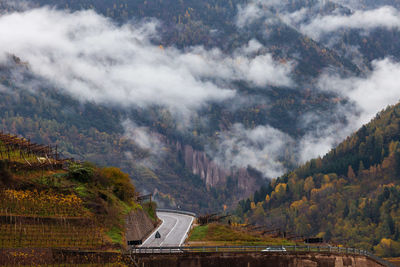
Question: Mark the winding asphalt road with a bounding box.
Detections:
[141,211,194,247]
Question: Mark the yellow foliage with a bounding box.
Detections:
[265,194,270,203]
[100,167,135,202]
[275,183,287,194]
[374,238,400,257]
[250,201,256,210]
[309,204,318,213]
[322,175,330,184]
[290,197,308,210]
[4,189,82,207]
[358,198,366,210]
[1,189,85,217]
[304,176,315,192]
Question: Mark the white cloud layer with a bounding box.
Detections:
[319,58,400,126]
[236,1,400,41]
[209,123,294,178]
[122,120,164,154]
[2,4,400,179]
[300,6,400,40]
[0,7,293,117]
[299,58,400,162]
[234,1,400,165]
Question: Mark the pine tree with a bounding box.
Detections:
[358,160,365,175]
[347,165,356,180]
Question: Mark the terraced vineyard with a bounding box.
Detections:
[0,132,68,171]
[0,189,87,217]
[0,132,132,254]
[0,215,106,249]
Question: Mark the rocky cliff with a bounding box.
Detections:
[175,142,263,199]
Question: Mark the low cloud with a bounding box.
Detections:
[234,0,400,165]
[300,6,400,40]
[235,0,283,28]
[319,58,400,126]
[122,120,165,156]
[208,123,294,178]
[236,2,266,28]
[0,0,33,11]
[297,107,357,162]
[0,7,293,119]
[298,58,400,162]
[236,1,400,42]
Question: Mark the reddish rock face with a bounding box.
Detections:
[178,142,263,199]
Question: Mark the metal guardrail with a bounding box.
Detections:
[156,209,196,217]
[130,245,395,267]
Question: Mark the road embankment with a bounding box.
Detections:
[132,252,386,267]
[125,209,157,243]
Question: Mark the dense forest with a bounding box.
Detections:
[0,0,357,212]
[237,102,400,257]
[0,0,400,213]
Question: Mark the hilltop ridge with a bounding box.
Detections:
[238,102,400,257]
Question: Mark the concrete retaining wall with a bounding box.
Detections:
[133,252,386,267]
[125,209,157,243]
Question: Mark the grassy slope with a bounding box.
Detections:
[0,160,144,251]
[188,223,295,246]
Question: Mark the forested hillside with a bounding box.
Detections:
[237,102,400,257]
[0,0,400,213]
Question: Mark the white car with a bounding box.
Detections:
[262,246,287,252]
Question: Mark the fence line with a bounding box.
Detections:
[130,245,395,267]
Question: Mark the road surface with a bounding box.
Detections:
[141,211,194,247]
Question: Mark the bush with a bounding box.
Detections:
[0,160,12,186]
[99,167,135,202]
[374,238,400,257]
[68,162,95,183]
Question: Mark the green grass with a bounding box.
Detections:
[0,142,43,164]
[188,223,296,246]
[74,184,89,197]
[189,225,209,241]
[189,224,261,242]
[142,202,157,222]
[106,226,123,244]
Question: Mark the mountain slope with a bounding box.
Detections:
[0,0,359,213]
[1,0,400,215]
[237,102,400,257]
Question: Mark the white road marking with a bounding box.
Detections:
[140,217,164,247]
[140,211,194,247]
[160,214,179,246]
[179,215,194,246]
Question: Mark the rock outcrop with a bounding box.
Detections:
[175,142,263,199]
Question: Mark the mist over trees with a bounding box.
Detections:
[238,103,400,257]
